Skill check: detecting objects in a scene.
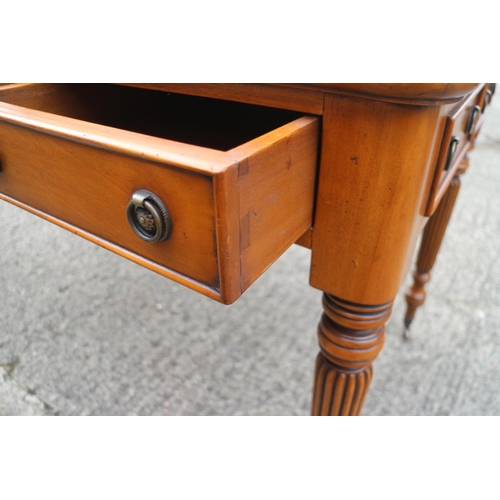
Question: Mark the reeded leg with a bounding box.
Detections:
[404,156,470,337]
[311,294,393,416]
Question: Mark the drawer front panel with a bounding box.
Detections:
[425,85,486,215]
[0,122,219,288]
[0,84,319,304]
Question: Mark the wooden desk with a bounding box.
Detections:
[0,83,494,415]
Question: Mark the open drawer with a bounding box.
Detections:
[0,84,319,304]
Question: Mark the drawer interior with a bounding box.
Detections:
[0,83,303,151]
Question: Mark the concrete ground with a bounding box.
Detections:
[1,91,499,416]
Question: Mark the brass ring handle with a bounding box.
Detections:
[126,190,172,243]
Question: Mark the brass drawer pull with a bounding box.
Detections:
[443,136,460,172]
[465,105,481,135]
[126,190,172,243]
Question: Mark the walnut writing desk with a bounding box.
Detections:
[0,83,494,415]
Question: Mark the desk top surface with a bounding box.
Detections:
[117,83,481,115]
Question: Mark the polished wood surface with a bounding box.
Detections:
[117,83,325,114]
[283,83,481,103]
[0,83,491,415]
[118,83,480,110]
[312,294,391,415]
[310,93,442,305]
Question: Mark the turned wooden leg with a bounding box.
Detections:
[311,294,393,416]
[404,156,470,337]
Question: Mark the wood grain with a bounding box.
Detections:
[282,83,480,105]
[294,228,312,249]
[231,117,319,293]
[118,83,481,111]
[116,83,325,115]
[0,120,220,288]
[0,192,223,302]
[310,93,444,305]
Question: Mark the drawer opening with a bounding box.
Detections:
[0,84,303,151]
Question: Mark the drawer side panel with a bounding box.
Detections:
[237,117,319,291]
